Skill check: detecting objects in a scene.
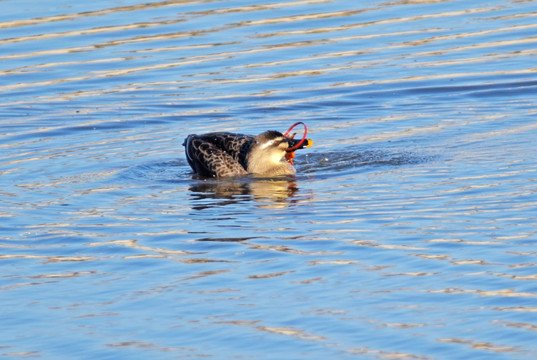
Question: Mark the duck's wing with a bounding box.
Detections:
[200,132,254,162]
[184,133,251,177]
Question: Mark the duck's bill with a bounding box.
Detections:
[286,138,313,151]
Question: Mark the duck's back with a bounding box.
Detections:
[184,132,255,177]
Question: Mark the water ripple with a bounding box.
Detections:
[2,0,537,359]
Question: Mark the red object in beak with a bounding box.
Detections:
[285,151,295,165]
[284,122,308,152]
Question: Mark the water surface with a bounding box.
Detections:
[2,0,537,359]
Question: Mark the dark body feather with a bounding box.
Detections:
[183,132,255,178]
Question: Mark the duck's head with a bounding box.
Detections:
[255,131,291,162]
[247,130,312,175]
[257,130,312,159]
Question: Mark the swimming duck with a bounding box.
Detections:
[183,126,312,178]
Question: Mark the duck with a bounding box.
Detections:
[183,127,312,178]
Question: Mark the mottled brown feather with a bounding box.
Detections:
[184,133,252,177]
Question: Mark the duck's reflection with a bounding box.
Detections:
[188,176,299,210]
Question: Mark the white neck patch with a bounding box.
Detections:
[259,140,275,150]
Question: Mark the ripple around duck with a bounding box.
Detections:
[121,160,190,184]
[123,142,436,192]
[300,146,440,177]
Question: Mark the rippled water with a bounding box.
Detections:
[2,0,537,358]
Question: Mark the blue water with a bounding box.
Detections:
[2,0,537,358]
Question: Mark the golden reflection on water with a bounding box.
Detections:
[353,240,425,250]
[256,325,326,341]
[15,57,529,108]
[86,239,197,256]
[0,254,98,262]
[188,177,302,209]
[0,0,194,29]
[428,288,537,298]
[437,338,518,353]
[0,19,187,45]
[253,6,502,37]
[494,320,537,331]
[2,0,534,107]
[86,240,233,263]
[347,347,432,360]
